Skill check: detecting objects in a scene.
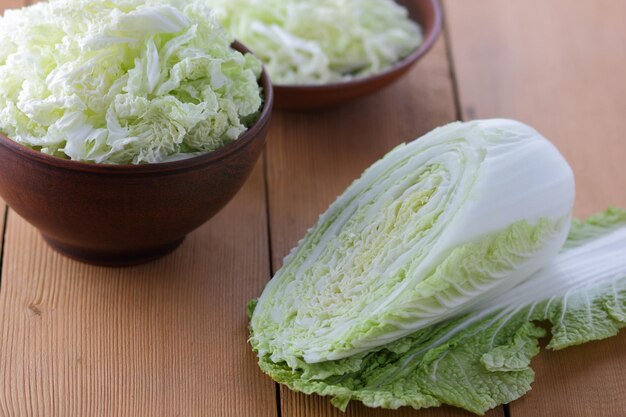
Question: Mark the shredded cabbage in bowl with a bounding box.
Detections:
[0,0,264,164]
[209,0,423,85]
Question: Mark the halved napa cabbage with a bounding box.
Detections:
[251,119,575,367]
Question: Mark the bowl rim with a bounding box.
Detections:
[271,0,444,91]
[0,40,274,175]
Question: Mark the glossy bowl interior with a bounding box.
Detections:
[0,42,273,266]
[273,0,443,110]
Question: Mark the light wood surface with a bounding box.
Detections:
[1,0,625,416]
[445,0,626,416]
[0,163,277,417]
[444,0,626,217]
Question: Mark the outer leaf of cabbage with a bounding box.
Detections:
[253,208,626,414]
[207,0,423,85]
[0,0,262,164]
[250,119,575,366]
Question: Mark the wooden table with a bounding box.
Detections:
[1,1,626,416]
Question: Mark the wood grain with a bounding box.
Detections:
[0,199,5,239]
[511,336,626,417]
[0,199,5,274]
[0,162,277,417]
[445,0,626,217]
[265,38,502,417]
[445,0,626,416]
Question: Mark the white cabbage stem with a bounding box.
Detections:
[251,119,575,365]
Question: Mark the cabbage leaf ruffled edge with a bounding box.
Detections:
[250,208,626,415]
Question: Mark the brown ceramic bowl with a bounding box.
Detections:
[0,42,273,267]
[273,0,443,110]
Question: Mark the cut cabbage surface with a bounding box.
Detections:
[250,119,576,367]
[253,208,626,414]
[0,0,263,164]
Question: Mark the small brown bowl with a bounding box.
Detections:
[274,0,443,110]
[0,42,273,267]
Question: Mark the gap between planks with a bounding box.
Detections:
[0,162,277,417]
[0,201,7,286]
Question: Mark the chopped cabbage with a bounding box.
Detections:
[208,0,423,85]
[250,119,575,367]
[0,0,263,164]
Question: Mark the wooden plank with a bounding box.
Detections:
[444,0,626,416]
[266,37,502,417]
[510,337,626,417]
[0,200,5,270]
[444,0,626,217]
[0,162,277,417]
[0,199,5,238]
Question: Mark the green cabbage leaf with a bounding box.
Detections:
[0,0,262,164]
[208,0,423,85]
[253,208,626,414]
